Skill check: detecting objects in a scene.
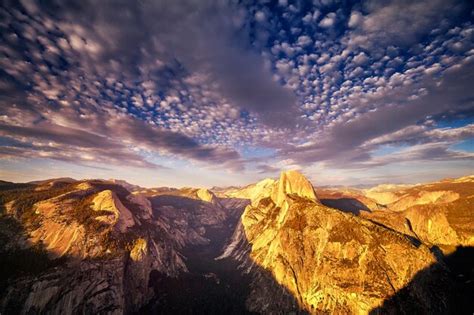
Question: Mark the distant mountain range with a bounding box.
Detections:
[0,172,472,314]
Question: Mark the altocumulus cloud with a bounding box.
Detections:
[0,0,473,184]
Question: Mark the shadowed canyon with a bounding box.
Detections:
[0,171,473,314]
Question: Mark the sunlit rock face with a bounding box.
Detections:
[271,170,318,207]
[0,180,187,314]
[92,189,135,232]
[196,188,216,203]
[222,171,452,314]
[361,178,474,250]
[219,170,317,209]
[130,238,147,262]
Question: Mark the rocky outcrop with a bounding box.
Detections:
[130,238,147,262]
[196,188,215,203]
[28,194,103,259]
[220,170,317,208]
[222,171,455,314]
[92,190,135,232]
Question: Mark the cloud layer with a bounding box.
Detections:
[0,0,473,185]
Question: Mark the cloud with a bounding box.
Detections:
[367,124,474,147]
[1,0,473,185]
[352,52,369,66]
[256,164,280,174]
[112,116,242,165]
[347,0,471,48]
[319,12,336,28]
[297,35,313,47]
[282,58,474,167]
[348,11,362,28]
[255,11,266,22]
[357,142,474,168]
[42,0,298,129]
[0,105,243,170]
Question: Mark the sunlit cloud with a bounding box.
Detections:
[1,0,473,186]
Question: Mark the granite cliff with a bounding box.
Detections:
[220,171,470,313]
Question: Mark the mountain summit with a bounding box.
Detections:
[218,170,318,208]
[271,170,318,207]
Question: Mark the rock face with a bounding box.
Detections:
[196,188,216,203]
[219,170,317,208]
[361,178,474,249]
[1,258,127,315]
[92,190,135,232]
[126,193,153,220]
[221,171,457,314]
[130,238,148,262]
[0,180,187,314]
[271,170,318,207]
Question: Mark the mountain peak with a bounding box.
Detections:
[271,170,318,206]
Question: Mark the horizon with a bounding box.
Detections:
[1,1,473,187]
[2,171,472,191]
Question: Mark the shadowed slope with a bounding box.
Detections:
[370,246,474,314]
[142,192,307,314]
[320,197,370,215]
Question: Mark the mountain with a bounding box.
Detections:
[0,172,472,314]
[360,176,474,251]
[218,171,467,313]
[313,177,474,251]
[0,180,187,314]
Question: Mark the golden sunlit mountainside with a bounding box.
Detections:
[0,171,473,314]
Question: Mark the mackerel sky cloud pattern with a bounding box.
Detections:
[0,0,473,187]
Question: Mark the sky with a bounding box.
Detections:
[0,0,473,188]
